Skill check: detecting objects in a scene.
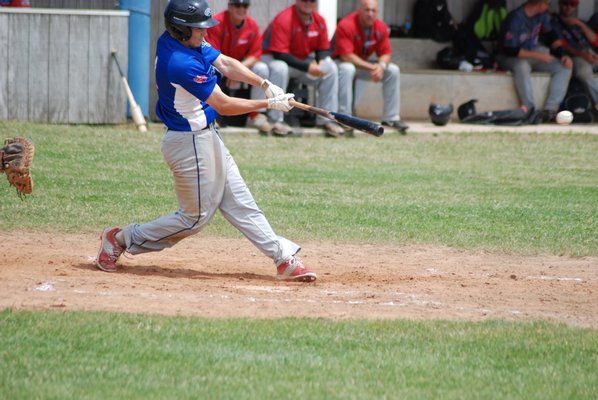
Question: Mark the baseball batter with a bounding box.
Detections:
[96,0,317,282]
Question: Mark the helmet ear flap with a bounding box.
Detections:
[165,18,192,41]
[177,26,193,41]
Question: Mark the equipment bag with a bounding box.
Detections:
[458,99,530,126]
[412,0,458,42]
[561,77,594,124]
[468,0,508,41]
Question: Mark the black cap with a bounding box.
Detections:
[229,0,250,4]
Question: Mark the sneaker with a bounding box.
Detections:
[271,121,294,136]
[246,113,272,134]
[96,227,124,272]
[276,255,317,282]
[382,119,409,134]
[525,108,542,125]
[540,110,557,123]
[322,121,344,138]
[340,124,354,137]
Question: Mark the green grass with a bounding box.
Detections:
[1,120,596,256]
[1,121,597,399]
[1,309,597,400]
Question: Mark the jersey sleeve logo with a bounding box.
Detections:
[193,75,209,84]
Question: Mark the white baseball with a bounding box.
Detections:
[556,110,573,125]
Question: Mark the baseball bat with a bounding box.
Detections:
[111,49,147,133]
[289,99,384,137]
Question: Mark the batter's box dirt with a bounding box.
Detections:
[1,232,596,328]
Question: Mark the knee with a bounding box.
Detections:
[268,60,288,76]
[574,60,592,79]
[338,62,356,79]
[513,60,531,75]
[252,61,269,79]
[320,59,339,79]
[387,63,399,75]
[385,63,400,80]
[558,64,573,79]
[179,208,202,226]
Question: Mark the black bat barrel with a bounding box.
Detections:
[331,112,384,137]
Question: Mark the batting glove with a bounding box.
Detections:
[267,93,295,112]
[261,79,285,99]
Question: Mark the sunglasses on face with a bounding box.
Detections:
[561,2,578,7]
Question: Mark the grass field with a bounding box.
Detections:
[1,309,596,400]
[1,120,597,255]
[0,120,597,399]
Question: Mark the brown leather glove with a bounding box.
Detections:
[1,137,35,197]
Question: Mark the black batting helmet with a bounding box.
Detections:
[164,0,219,41]
[458,99,478,122]
[429,103,453,126]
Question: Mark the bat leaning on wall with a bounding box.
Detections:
[111,49,147,133]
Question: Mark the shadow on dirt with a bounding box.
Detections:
[74,262,275,282]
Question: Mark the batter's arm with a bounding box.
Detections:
[206,85,267,116]
[213,54,262,88]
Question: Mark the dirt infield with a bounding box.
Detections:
[1,232,596,328]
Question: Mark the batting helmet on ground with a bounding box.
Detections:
[429,103,454,126]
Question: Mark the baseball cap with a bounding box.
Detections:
[229,0,250,4]
[560,0,579,5]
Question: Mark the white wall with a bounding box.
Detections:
[318,1,337,40]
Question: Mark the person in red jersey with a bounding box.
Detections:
[262,0,345,137]
[332,0,409,134]
[206,0,277,135]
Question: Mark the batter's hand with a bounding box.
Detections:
[261,79,285,98]
[267,93,295,112]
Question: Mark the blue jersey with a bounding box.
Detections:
[155,32,222,131]
[551,14,591,52]
[499,6,554,52]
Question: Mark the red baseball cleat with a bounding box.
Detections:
[96,227,124,272]
[276,255,317,282]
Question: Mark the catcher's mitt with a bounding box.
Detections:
[1,137,35,197]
